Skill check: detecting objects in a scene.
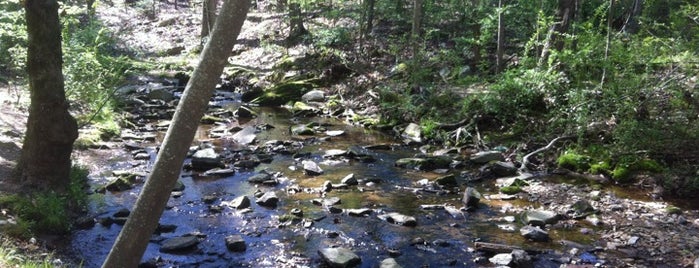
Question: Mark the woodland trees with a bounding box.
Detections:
[17,0,78,192]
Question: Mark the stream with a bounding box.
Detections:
[67,82,699,268]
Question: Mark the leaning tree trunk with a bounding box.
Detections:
[101,0,250,267]
[18,0,78,193]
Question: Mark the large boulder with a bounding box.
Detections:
[470,151,504,164]
[191,148,223,171]
[380,258,403,268]
[522,210,561,227]
[401,123,422,144]
[462,187,482,209]
[301,89,325,102]
[302,160,324,176]
[318,247,361,268]
[232,126,257,145]
[256,191,279,208]
[225,235,246,252]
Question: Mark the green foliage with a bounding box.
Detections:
[557,151,591,172]
[0,237,67,268]
[589,161,611,175]
[313,27,351,47]
[0,1,26,76]
[500,185,522,195]
[0,165,88,238]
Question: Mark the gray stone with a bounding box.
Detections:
[147,89,174,102]
[191,148,223,170]
[401,123,422,144]
[302,160,324,175]
[203,168,236,177]
[462,187,482,208]
[248,172,273,184]
[694,257,699,268]
[346,208,373,217]
[523,210,561,227]
[225,235,246,252]
[256,191,279,208]
[291,124,315,135]
[470,151,504,164]
[160,236,199,252]
[224,196,251,210]
[318,247,361,268]
[302,89,325,102]
[341,174,358,186]
[520,225,549,242]
[326,130,345,136]
[491,161,518,177]
[380,258,403,268]
[232,126,257,145]
[378,212,417,227]
[511,249,533,268]
[312,197,341,207]
[489,253,513,266]
[571,200,596,219]
[435,174,457,186]
[324,149,348,158]
[235,106,256,118]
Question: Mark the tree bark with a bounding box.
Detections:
[411,0,423,40]
[101,0,250,267]
[18,0,78,193]
[540,0,577,64]
[201,0,219,38]
[495,0,505,74]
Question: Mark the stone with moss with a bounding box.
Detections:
[500,185,522,195]
[557,151,590,172]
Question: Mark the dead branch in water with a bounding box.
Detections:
[519,135,574,172]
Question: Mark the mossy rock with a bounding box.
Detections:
[251,79,317,106]
[500,185,522,195]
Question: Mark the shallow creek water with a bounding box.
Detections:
[71,100,601,267]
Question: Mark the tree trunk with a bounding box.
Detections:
[101,0,250,267]
[201,0,219,38]
[18,0,78,193]
[286,3,308,45]
[411,0,423,40]
[621,0,642,34]
[364,0,376,35]
[540,0,577,63]
[495,0,505,74]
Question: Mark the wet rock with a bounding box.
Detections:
[511,249,533,268]
[401,123,422,144]
[327,206,343,214]
[462,187,482,209]
[256,191,279,208]
[435,174,457,186]
[312,197,341,207]
[248,172,273,184]
[364,144,394,150]
[203,168,236,177]
[322,180,333,192]
[74,216,95,230]
[470,151,504,164]
[234,106,256,118]
[232,126,257,145]
[302,160,323,175]
[520,225,549,242]
[191,148,223,171]
[378,212,417,227]
[346,208,373,217]
[489,253,513,266]
[233,158,260,169]
[380,258,403,268]
[324,149,348,158]
[113,208,131,218]
[225,235,246,252]
[169,179,185,192]
[160,236,199,252]
[146,89,174,102]
[155,224,177,234]
[523,210,561,227]
[200,114,227,124]
[302,89,325,102]
[326,130,345,136]
[292,101,321,116]
[105,177,134,192]
[395,157,450,171]
[491,161,518,177]
[202,195,217,204]
[318,247,361,268]
[341,174,358,186]
[224,196,251,210]
[570,200,596,219]
[291,124,315,135]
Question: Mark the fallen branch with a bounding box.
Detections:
[519,135,574,172]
